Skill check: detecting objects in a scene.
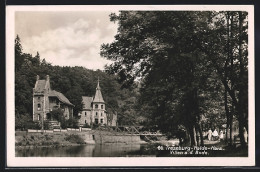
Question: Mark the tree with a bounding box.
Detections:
[101,11,215,146]
[201,11,248,147]
[15,35,24,72]
[15,35,140,127]
[15,113,40,130]
[101,11,248,147]
[50,108,79,129]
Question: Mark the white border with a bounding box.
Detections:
[6,5,255,167]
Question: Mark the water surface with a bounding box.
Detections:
[15,143,158,157]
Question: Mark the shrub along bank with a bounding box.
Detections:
[15,132,86,147]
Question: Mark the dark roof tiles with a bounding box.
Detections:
[49,90,74,106]
[34,80,47,92]
[82,96,93,110]
[93,80,104,103]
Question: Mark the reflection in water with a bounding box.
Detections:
[15,143,147,157]
[16,145,95,157]
[93,143,141,157]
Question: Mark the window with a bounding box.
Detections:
[38,97,40,101]
[37,114,40,121]
[85,120,87,124]
[96,112,98,116]
[101,105,103,109]
[101,113,103,117]
[100,119,103,124]
[95,104,98,109]
[85,112,87,116]
[95,119,98,124]
[37,104,41,110]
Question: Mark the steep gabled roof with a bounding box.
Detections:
[82,96,93,110]
[93,79,105,103]
[34,80,47,92]
[49,90,74,106]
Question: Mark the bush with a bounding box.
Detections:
[83,123,91,128]
[65,118,79,129]
[60,117,67,129]
[15,113,41,130]
[50,108,67,129]
[64,134,85,144]
[92,123,101,129]
[50,108,64,121]
[43,120,51,130]
[50,109,79,129]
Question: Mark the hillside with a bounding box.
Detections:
[15,35,142,130]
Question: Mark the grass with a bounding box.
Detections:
[15,132,86,147]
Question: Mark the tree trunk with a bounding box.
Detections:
[224,89,230,144]
[229,113,233,145]
[193,126,197,146]
[229,13,234,146]
[237,11,246,148]
[189,125,196,146]
[224,12,231,145]
[238,111,246,147]
[196,123,204,146]
[185,128,191,146]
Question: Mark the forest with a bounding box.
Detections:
[15,35,141,130]
[15,11,248,148]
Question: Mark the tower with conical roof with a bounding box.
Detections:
[92,78,106,125]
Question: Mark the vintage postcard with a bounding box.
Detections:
[6,5,255,167]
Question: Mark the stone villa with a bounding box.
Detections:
[33,75,74,122]
[78,79,117,127]
[33,75,117,127]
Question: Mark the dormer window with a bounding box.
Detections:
[95,104,98,109]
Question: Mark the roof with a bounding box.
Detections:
[93,80,105,103]
[49,90,74,106]
[34,80,47,92]
[82,96,93,110]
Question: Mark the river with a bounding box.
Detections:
[15,143,160,157]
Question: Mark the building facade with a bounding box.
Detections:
[78,79,117,126]
[33,75,74,122]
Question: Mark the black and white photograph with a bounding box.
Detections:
[6,5,255,166]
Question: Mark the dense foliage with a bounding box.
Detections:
[101,11,248,147]
[15,35,140,129]
[15,113,41,131]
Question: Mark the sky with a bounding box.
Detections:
[15,11,118,70]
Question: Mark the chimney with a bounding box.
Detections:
[36,75,39,80]
[46,75,50,81]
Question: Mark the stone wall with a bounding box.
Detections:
[94,135,141,144]
[77,133,95,144]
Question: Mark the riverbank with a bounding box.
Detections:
[15,131,248,157]
[15,131,88,147]
[15,130,146,147]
